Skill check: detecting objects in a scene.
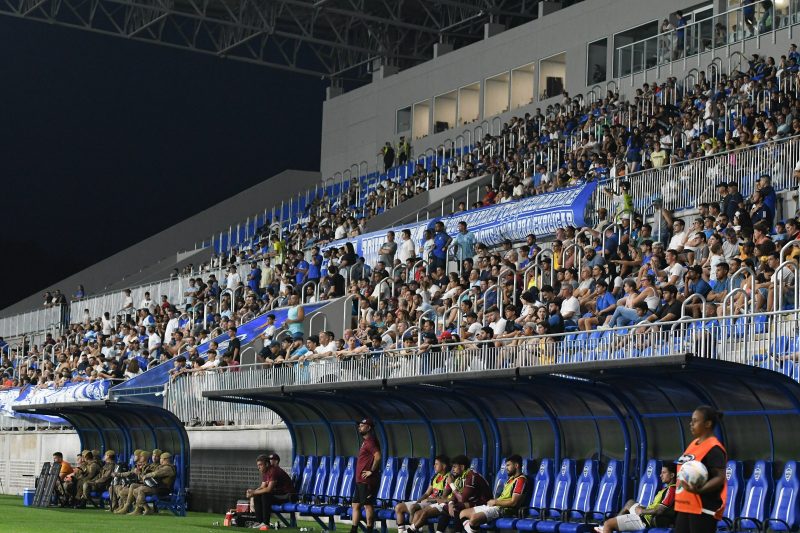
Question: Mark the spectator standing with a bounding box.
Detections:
[380,231,398,269]
[398,229,416,264]
[454,222,478,263]
[285,293,305,340]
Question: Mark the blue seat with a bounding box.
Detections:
[408,458,430,500]
[377,457,413,520]
[636,460,663,507]
[501,458,553,530]
[282,456,317,512]
[296,456,330,513]
[521,459,536,477]
[546,460,600,533]
[291,455,306,485]
[718,460,744,530]
[321,457,356,517]
[583,461,621,523]
[143,454,187,516]
[765,461,800,532]
[524,458,575,532]
[309,456,343,523]
[470,458,484,475]
[735,460,774,531]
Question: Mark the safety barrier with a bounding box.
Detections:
[596,134,800,217]
[615,2,800,79]
[0,307,61,339]
[164,372,282,426]
[152,309,800,427]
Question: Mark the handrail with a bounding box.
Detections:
[342,294,357,331]
[680,293,707,320]
[722,288,749,317]
[497,267,517,316]
[301,280,318,304]
[773,261,798,312]
[308,312,328,338]
[417,308,437,344]
[374,277,395,310]
[730,267,756,315]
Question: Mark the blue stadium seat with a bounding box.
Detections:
[500,458,552,530]
[636,459,663,506]
[296,456,329,513]
[320,457,356,517]
[377,457,413,520]
[282,456,317,512]
[718,460,744,531]
[735,460,774,531]
[765,461,800,532]
[471,458,484,475]
[524,458,575,532]
[522,458,536,477]
[309,456,343,526]
[408,458,430,501]
[143,454,187,516]
[545,460,599,533]
[291,455,306,485]
[584,460,621,523]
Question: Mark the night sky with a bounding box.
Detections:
[0,16,325,310]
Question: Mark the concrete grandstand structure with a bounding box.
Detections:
[2,0,800,528]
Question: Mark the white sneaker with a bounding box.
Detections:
[593,526,603,533]
[252,523,267,529]
[464,523,475,533]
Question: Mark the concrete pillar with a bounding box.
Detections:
[484,23,505,39]
[538,1,562,17]
[434,42,454,58]
[326,84,343,100]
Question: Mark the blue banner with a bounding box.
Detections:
[0,380,111,422]
[321,182,597,266]
[112,302,326,393]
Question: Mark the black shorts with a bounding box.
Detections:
[674,512,717,533]
[354,483,376,505]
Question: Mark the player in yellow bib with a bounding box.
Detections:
[461,455,528,533]
[399,455,452,533]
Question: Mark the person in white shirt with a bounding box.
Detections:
[164,310,180,341]
[226,267,241,290]
[397,229,416,264]
[140,292,155,314]
[559,285,581,327]
[486,307,507,337]
[666,218,688,252]
[101,312,114,336]
[122,289,134,310]
[147,326,162,355]
[662,249,687,291]
[199,351,220,371]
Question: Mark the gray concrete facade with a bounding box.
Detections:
[319,0,796,180]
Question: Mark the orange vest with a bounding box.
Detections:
[675,436,727,518]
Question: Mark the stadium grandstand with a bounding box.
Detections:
[3,0,800,530]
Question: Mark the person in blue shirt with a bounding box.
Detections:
[431,221,452,271]
[578,279,617,330]
[453,221,478,262]
[682,266,712,318]
[248,262,262,294]
[308,246,323,283]
[294,253,309,286]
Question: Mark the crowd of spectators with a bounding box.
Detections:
[3,44,800,389]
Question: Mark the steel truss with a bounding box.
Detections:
[0,0,539,82]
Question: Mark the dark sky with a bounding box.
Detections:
[0,16,325,309]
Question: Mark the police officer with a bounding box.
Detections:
[124,452,177,515]
[380,142,395,172]
[398,136,411,167]
[76,450,116,508]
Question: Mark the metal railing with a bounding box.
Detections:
[615,2,800,79]
[596,135,800,218]
[164,372,282,427]
[152,308,800,428]
[0,307,61,339]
